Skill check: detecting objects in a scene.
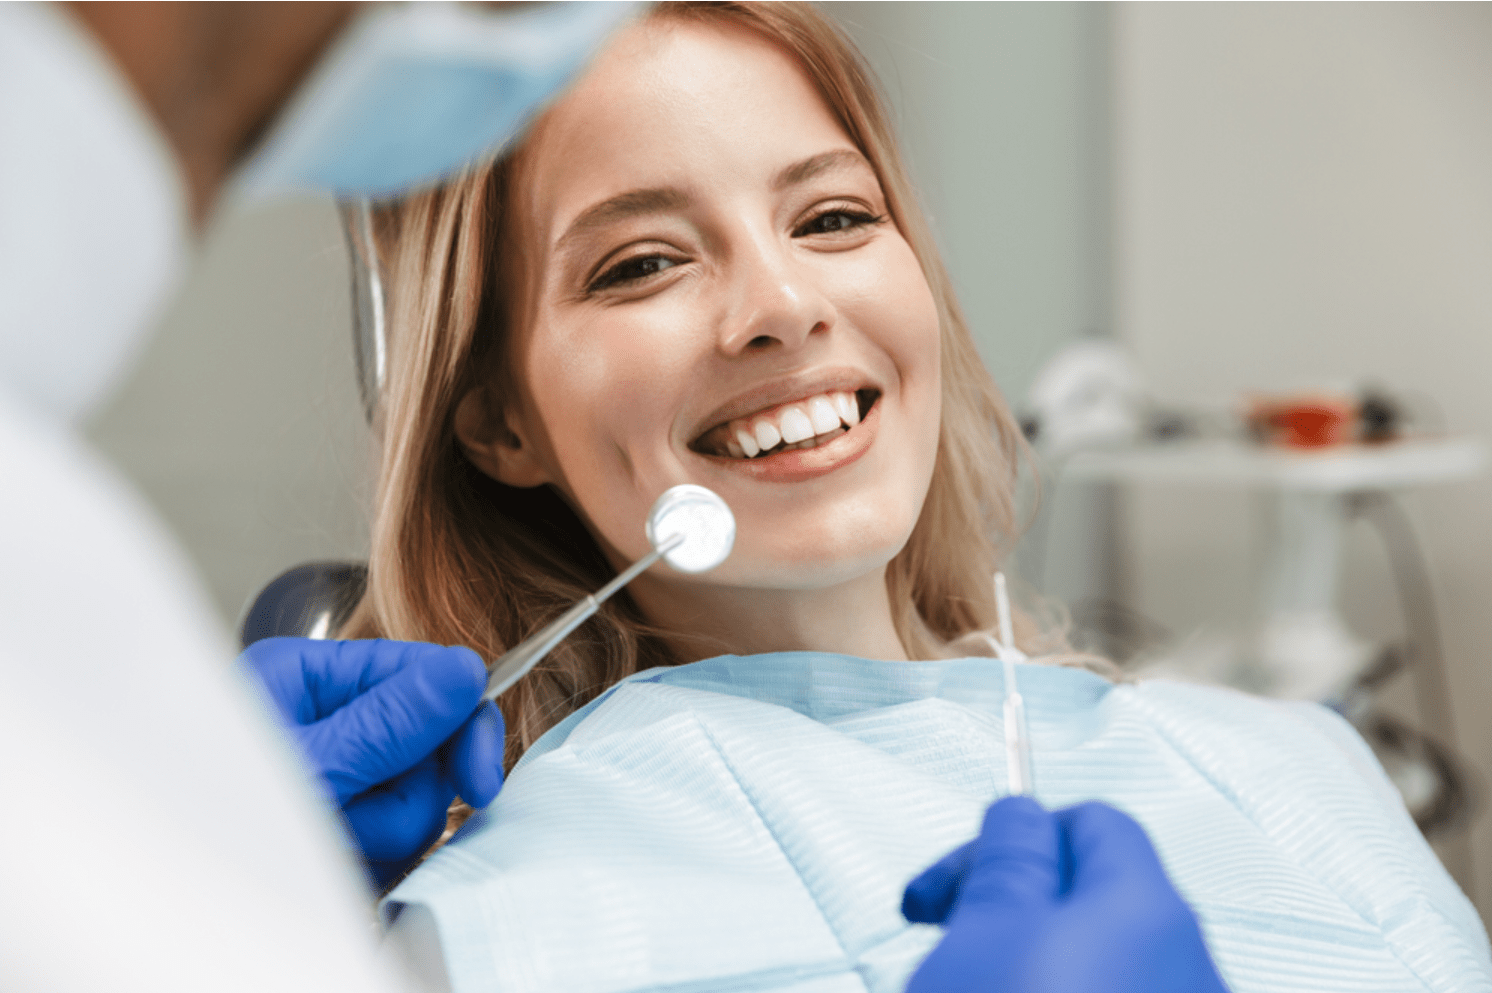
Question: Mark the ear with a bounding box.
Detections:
[453,385,550,488]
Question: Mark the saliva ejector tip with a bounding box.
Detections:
[993,571,1035,796]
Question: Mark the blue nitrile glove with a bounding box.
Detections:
[240,637,505,888]
[902,796,1229,993]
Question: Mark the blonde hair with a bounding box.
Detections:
[343,1,1093,771]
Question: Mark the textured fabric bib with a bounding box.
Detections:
[384,653,1490,993]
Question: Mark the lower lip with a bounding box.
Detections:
[701,399,881,483]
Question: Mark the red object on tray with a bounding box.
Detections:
[1246,393,1356,449]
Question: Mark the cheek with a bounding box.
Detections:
[842,238,943,424]
[528,313,690,453]
[520,309,701,549]
[868,243,944,511]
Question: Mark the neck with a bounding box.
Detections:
[628,565,911,664]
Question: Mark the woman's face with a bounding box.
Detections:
[472,19,942,594]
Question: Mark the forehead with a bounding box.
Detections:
[516,17,861,247]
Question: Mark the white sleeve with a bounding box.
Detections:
[381,907,456,993]
[0,396,415,992]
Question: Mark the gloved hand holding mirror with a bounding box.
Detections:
[240,637,505,888]
[241,485,734,887]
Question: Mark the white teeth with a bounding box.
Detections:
[834,391,860,426]
[754,420,782,452]
[707,389,870,459]
[808,396,840,435]
[779,406,815,444]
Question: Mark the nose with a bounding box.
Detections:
[715,229,837,357]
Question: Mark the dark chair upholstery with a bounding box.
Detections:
[238,561,368,650]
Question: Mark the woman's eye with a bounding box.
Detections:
[796,208,885,238]
[588,254,678,292]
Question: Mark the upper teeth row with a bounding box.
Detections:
[723,390,861,458]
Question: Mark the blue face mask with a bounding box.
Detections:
[233,1,641,201]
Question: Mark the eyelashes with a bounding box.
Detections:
[583,204,888,296]
[587,254,681,292]
[792,207,887,238]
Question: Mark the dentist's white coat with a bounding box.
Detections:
[0,6,406,990]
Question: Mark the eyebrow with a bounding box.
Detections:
[771,148,871,191]
[554,149,874,253]
[556,188,689,253]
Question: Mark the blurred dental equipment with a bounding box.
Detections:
[236,1,640,200]
[482,485,736,702]
[1022,338,1144,457]
[992,572,1034,796]
[345,199,388,422]
[1051,394,1484,701]
[1022,339,1487,860]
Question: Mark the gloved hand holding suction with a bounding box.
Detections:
[903,796,1229,993]
[240,637,505,887]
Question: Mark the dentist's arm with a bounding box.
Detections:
[903,796,1229,993]
[240,637,505,888]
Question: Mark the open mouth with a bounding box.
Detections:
[691,388,881,460]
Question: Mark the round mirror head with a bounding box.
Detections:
[645,484,735,574]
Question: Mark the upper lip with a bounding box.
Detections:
[687,366,879,444]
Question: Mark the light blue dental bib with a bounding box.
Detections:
[384,654,1491,993]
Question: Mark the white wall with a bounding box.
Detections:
[87,199,370,631]
[1114,2,1492,912]
[831,2,1110,401]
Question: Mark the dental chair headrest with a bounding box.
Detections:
[239,560,367,649]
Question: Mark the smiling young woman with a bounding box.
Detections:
[342,4,1487,991]
[460,17,946,667]
[342,1,1069,764]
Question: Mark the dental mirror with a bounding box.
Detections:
[481,484,736,701]
[645,483,736,573]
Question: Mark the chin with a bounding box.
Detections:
[724,517,917,591]
[696,472,925,588]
